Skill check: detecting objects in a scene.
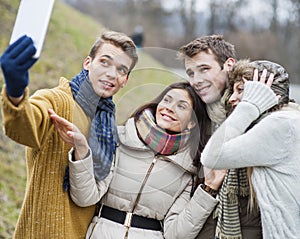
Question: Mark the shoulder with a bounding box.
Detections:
[31,78,78,120]
[32,77,73,103]
[117,118,147,149]
[261,108,297,126]
[257,109,297,142]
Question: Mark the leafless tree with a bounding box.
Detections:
[179,0,197,40]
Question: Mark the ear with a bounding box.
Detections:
[224,57,235,71]
[187,120,196,130]
[83,56,91,70]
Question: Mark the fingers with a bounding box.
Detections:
[19,53,37,68]
[259,69,267,83]
[5,35,28,55]
[48,109,82,134]
[9,36,35,59]
[48,109,86,148]
[253,69,259,81]
[48,109,74,131]
[266,72,274,87]
[242,77,248,83]
[203,167,227,190]
[253,68,274,87]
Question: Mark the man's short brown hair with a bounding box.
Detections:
[89,31,138,74]
[178,35,236,68]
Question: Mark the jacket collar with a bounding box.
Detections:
[117,118,197,174]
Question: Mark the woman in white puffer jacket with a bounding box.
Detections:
[49,81,226,239]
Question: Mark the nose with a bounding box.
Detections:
[229,92,239,105]
[190,72,204,85]
[164,102,176,112]
[106,65,117,79]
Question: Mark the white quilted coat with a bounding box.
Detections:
[69,118,218,239]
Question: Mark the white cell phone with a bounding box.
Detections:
[10,0,55,58]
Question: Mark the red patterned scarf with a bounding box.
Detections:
[135,109,190,155]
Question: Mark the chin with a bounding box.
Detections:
[205,95,221,104]
[97,90,112,98]
[203,98,216,104]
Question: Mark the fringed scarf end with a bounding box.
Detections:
[216,227,243,239]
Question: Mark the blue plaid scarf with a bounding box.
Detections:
[65,69,116,189]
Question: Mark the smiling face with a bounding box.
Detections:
[83,43,133,98]
[155,89,196,133]
[185,50,234,104]
[228,81,244,110]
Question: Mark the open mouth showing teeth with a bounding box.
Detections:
[161,113,176,121]
[102,81,114,87]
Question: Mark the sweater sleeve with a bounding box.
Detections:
[68,148,113,207]
[164,181,218,239]
[1,83,74,148]
[201,102,293,169]
[1,87,55,148]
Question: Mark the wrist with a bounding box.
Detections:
[200,183,219,198]
[74,148,90,161]
[8,94,24,106]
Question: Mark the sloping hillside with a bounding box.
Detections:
[0,0,181,237]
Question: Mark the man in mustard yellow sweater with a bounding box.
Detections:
[0,31,138,239]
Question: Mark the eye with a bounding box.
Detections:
[100,59,109,66]
[162,96,171,104]
[118,67,128,76]
[199,67,209,73]
[186,70,194,78]
[178,104,187,110]
[237,85,244,94]
[163,98,170,103]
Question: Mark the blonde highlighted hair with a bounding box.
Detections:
[89,30,138,74]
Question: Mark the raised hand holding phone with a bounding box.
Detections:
[10,0,55,58]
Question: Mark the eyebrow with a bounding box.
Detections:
[196,63,209,69]
[179,100,191,106]
[165,94,191,106]
[101,54,130,72]
[186,63,209,74]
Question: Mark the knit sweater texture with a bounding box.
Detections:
[202,100,300,239]
[1,78,95,239]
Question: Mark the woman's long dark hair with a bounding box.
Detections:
[131,81,211,168]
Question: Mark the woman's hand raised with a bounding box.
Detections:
[48,109,90,160]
